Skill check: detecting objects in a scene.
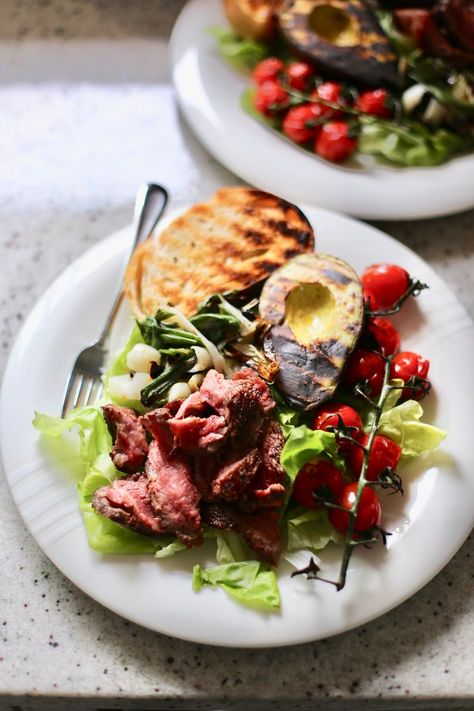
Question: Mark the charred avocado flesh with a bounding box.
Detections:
[278,0,399,87]
[260,253,364,411]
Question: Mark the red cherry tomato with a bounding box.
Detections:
[315,121,357,162]
[314,81,342,106]
[343,348,385,398]
[311,403,363,451]
[391,351,430,400]
[282,103,322,143]
[366,317,401,356]
[292,460,345,509]
[329,483,382,532]
[254,80,289,116]
[310,82,343,119]
[252,57,284,85]
[286,61,313,90]
[361,264,410,312]
[356,89,393,118]
[348,433,402,481]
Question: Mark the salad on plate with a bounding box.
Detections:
[34,188,445,612]
[212,0,474,166]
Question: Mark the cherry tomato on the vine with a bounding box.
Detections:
[329,483,382,532]
[292,459,345,510]
[311,403,363,451]
[252,57,284,85]
[356,89,393,118]
[286,61,313,90]
[254,80,289,116]
[343,348,385,398]
[282,103,322,144]
[315,121,357,162]
[391,351,430,400]
[361,264,410,312]
[313,81,342,106]
[348,433,402,481]
[365,316,401,356]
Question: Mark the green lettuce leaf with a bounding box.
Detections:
[215,531,252,564]
[209,26,269,72]
[286,508,342,553]
[378,399,446,461]
[359,117,469,166]
[34,406,170,554]
[280,425,342,482]
[193,561,280,611]
[33,407,116,480]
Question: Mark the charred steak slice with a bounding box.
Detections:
[203,503,282,566]
[240,421,286,511]
[102,404,148,473]
[210,448,262,501]
[146,439,202,548]
[92,475,164,535]
[168,367,275,454]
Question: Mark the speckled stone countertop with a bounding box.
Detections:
[0,1,473,710]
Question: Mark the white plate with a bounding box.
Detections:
[170,0,474,220]
[1,204,473,647]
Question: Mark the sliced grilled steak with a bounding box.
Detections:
[203,503,282,566]
[168,368,275,454]
[146,439,202,547]
[210,448,261,501]
[240,421,286,511]
[102,404,148,473]
[92,475,164,535]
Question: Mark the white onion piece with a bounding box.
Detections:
[163,305,228,375]
[108,372,152,402]
[167,381,192,401]
[402,84,426,113]
[189,346,213,373]
[188,373,205,392]
[126,343,161,373]
[422,98,448,125]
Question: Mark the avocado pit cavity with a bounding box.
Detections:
[285,282,336,346]
[309,5,359,46]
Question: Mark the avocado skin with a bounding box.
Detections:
[260,253,364,412]
[278,0,400,88]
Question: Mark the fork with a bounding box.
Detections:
[61,183,169,417]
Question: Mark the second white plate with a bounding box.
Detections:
[170,0,474,220]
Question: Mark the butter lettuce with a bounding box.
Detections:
[378,399,446,461]
[209,27,269,72]
[280,425,342,482]
[193,561,280,611]
[286,508,342,553]
[33,406,166,554]
[358,118,469,167]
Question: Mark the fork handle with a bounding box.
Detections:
[100,183,169,340]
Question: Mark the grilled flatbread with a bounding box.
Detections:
[124,187,315,317]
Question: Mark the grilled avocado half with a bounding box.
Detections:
[278,0,399,87]
[260,253,364,411]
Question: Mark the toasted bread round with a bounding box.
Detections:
[124,187,315,317]
[223,0,281,42]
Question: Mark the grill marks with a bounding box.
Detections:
[124,187,314,318]
[92,369,286,563]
